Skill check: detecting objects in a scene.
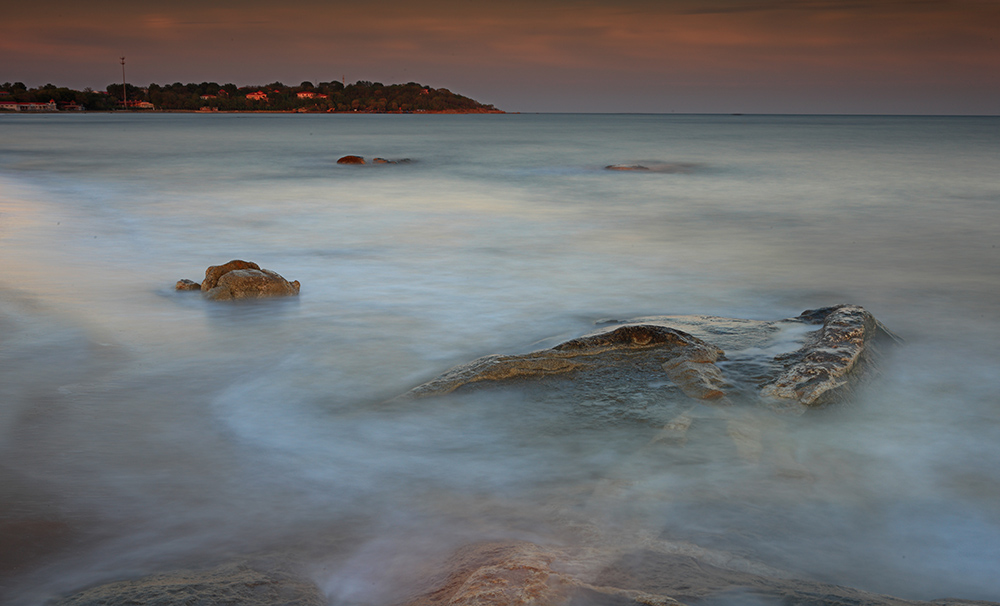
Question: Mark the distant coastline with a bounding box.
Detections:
[0,80,502,114]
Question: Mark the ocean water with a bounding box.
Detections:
[1,113,998,605]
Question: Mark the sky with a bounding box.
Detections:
[2,0,998,114]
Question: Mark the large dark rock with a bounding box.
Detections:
[176,260,300,301]
[51,562,324,606]
[401,324,727,402]
[398,305,897,410]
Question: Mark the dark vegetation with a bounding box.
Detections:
[0,80,501,113]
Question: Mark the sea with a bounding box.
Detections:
[1,112,998,605]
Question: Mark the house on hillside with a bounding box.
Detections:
[245,91,268,101]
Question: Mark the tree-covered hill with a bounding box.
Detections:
[0,80,501,113]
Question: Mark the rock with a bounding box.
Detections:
[760,304,900,406]
[403,540,996,606]
[402,541,681,606]
[203,268,300,301]
[401,325,726,400]
[201,260,261,291]
[337,155,366,164]
[174,279,201,291]
[606,164,650,171]
[51,562,324,606]
[175,260,300,301]
[605,162,698,174]
[398,306,896,410]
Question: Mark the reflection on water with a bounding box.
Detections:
[1,114,999,605]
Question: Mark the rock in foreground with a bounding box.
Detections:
[399,304,898,410]
[175,260,300,301]
[52,562,324,606]
[403,539,991,606]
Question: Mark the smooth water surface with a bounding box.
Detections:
[1,113,999,604]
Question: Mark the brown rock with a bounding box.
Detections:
[51,562,324,606]
[606,164,650,171]
[203,268,300,301]
[397,306,897,410]
[201,260,261,292]
[402,542,680,606]
[177,260,300,301]
[174,279,201,291]
[401,325,723,399]
[337,155,366,164]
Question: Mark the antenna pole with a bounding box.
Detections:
[120,57,127,110]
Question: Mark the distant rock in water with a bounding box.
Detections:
[337,155,366,164]
[606,164,651,171]
[605,161,699,173]
[397,304,897,410]
[176,260,300,301]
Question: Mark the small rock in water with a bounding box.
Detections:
[175,260,300,301]
[337,155,366,164]
[174,278,201,291]
[606,164,650,171]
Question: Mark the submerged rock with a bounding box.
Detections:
[176,260,300,301]
[605,162,698,173]
[402,324,727,402]
[402,541,681,606]
[52,562,324,606]
[606,164,651,171]
[174,278,201,291]
[403,539,981,606]
[399,305,896,410]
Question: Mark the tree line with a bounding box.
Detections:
[0,80,500,113]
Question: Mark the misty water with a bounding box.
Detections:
[1,113,998,605]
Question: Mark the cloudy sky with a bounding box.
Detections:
[2,0,998,113]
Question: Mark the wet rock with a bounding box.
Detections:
[401,325,725,400]
[337,155,366,164]
[176,260,300,301]
[201,259,261,291]
[402,541,680,606]
[760,304,900,407]
[404,540,995,606]
[174,278,201,291]
[51,562,324,606]
[204,269,300,301]
[399,306,896,411]
[605,162,698,173]
[606,164,650,171]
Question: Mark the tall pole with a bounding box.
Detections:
[120,56,127,110]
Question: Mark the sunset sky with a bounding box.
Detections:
[2,0,998,114]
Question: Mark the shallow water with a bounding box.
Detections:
[1,113,999,604]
